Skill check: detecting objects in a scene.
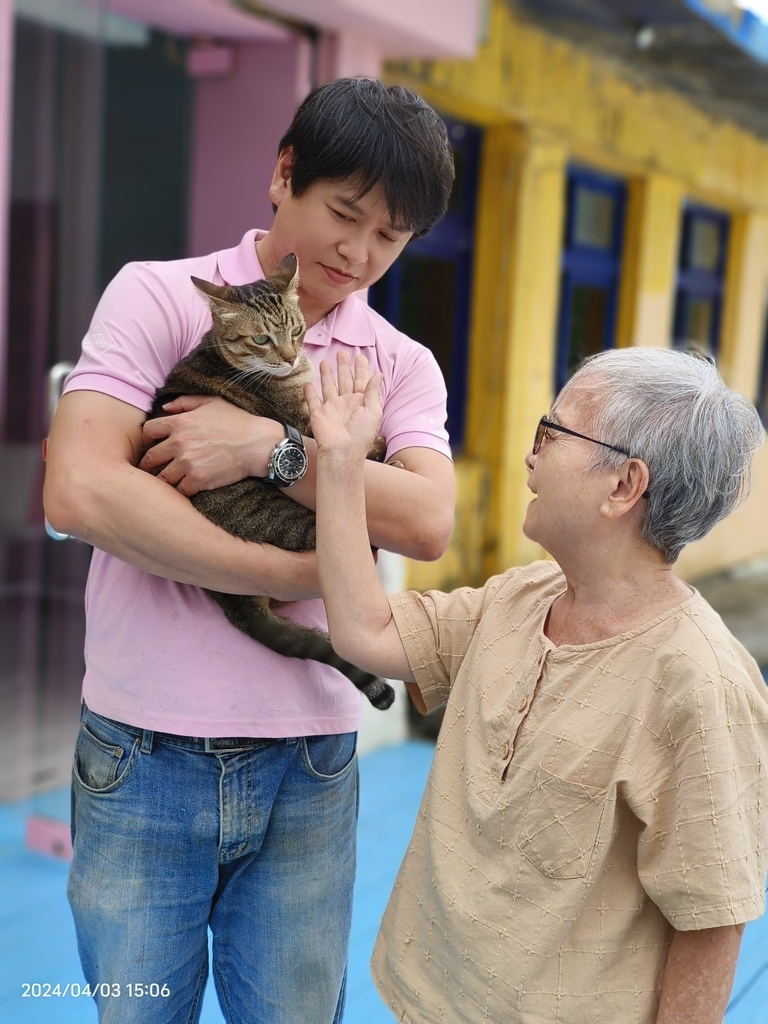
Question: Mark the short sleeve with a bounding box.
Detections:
[63,260,212,412]
[378,343,452,460]
[389,574,511,711]
[635,681,768,929]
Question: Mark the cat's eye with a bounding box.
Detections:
[252,335,270,346]
[291,326,302,337]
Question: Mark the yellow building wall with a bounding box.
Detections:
[386,0,768,592]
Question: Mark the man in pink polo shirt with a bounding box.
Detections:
[43,78,455,1024]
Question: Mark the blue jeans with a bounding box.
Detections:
[68,704,358,1024]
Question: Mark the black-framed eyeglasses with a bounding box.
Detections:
[533,417,631,458]
[533,416,650,498]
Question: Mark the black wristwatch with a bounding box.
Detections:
[258,423,308,487]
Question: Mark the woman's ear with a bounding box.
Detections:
[601,459,650,520]
[268,147,295,207]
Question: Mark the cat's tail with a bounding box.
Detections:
[247,611,395,711]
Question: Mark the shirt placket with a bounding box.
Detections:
[497,642,549,782]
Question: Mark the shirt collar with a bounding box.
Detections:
[216,229,375,350]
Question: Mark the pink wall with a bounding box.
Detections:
[0,0,13,434]
[187,38,313,258]
[261,0,479,58]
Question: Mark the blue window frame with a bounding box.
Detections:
[555,167,626,391]
[672,204,729,354]
[369,118,481,449]
[758,295,768,429]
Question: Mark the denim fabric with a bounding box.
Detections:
[68,704,358,1024]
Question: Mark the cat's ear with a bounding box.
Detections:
[190,276,241,322]
[269,253,299,298]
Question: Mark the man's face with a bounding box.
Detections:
[260,150,413,325]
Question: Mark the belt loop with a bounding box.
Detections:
[140,729,154,754]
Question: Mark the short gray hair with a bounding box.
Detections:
[565,348,764,563]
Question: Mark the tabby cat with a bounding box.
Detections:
[147,252,394,709]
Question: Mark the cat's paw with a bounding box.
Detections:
[366,435,387,462]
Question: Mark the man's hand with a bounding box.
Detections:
[139,395,282,496]
[305,352,383,461]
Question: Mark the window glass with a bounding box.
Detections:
[396,254,457,386]
[573,185,615,249]
[688,218,721,271]
[678,295,715,348]
[555,167,625,391]
[564,284,609,379]
[673,204,728,353]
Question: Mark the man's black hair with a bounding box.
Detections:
[278,77,455,239]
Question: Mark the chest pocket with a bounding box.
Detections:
[517,764,607,879]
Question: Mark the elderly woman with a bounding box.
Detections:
[307,346,768,1024]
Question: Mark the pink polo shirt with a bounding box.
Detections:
[63,229,451,737]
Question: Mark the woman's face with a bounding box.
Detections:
[522,388,614,553]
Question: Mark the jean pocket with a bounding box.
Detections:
[516,764,607,879]
[301,733,357,780]
[73,717,138,794]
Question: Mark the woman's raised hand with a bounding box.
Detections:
[305,352,383,460]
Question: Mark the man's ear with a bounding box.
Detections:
[601,459,650,520]
[268,147,295,207]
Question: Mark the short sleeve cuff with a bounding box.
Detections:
[663,891,766,930]
[389,592,450,713]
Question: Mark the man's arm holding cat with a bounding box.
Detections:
[140,368,455,562]
[43,390,319,599]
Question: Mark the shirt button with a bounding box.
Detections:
[501,742,510,759]
[517,696,528,713]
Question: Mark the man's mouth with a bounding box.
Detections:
[321,264,357,284]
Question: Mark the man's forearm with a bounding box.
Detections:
[141,396,455,562]
[286,440,454,561]
[45,459,319,601]
[655,924,744,1024]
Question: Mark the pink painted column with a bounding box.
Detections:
[0,0,14,436]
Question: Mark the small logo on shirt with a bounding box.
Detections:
[83,322,118,360]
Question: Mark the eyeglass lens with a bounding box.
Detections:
[533,419,546,455]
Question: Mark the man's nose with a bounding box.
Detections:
[337,232,368,265]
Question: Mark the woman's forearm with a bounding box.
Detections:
[315,447,413,682]
[655,924,744,1024]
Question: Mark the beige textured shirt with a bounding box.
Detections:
[372,561,768,1024]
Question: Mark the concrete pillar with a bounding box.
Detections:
[616,173,683,349]
[465,124,566,575]
[720,210,768,396]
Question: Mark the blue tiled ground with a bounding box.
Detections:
[1,738,766,1023]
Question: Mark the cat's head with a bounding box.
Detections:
[191,253,307,378]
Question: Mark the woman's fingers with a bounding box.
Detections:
[318,354,373,397]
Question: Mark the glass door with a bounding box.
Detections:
[2,3,194,800]
[1,6,109,800]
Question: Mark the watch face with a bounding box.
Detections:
[274,444,307,482]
